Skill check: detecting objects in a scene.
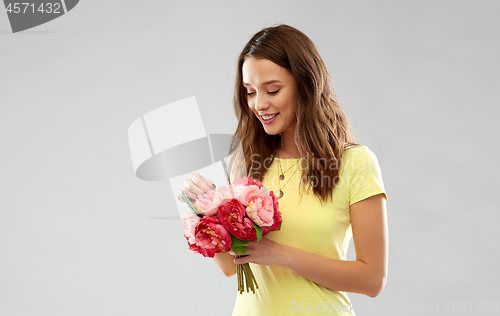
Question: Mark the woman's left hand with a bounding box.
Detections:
[233,237,287,266]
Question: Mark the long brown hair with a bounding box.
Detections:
[227,24,357,205]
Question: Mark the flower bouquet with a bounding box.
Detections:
[181,177,282,293]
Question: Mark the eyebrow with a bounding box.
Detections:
[243,80,282,87]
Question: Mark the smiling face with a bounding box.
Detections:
[242,58,298,136]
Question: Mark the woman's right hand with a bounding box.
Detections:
[176,172,216,203]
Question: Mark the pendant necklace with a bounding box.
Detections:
[276,149,300,199]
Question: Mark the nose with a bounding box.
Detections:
[253,92,269,112]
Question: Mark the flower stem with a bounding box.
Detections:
[236,261,258,294]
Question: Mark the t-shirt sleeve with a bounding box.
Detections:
[342,146,387,205]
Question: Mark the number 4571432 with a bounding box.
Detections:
[5,3,62,14]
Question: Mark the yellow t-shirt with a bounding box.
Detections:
[232,146,387,316]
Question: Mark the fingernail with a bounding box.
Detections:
[189,198,195,202]
[212,183,216,188]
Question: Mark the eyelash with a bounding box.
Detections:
[247,89,280,96]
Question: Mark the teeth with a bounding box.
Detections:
[262,114,277,120]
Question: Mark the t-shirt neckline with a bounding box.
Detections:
[271,154,302,160]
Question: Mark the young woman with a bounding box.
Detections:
[179,24,388,315]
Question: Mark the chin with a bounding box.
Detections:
[262,128,281,136]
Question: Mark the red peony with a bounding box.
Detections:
[267,190,282,232]
[194,217,231,254]
[218,198,257,241]
[185,235,216,258]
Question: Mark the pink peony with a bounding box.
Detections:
[218,199,257,241]
[182,212,201,245]
[194,217,232,254]
[193,190,223,216]
[230,184,258,205]
[217,185,235,200]
[244,186,275,227]
[232,177,263,189]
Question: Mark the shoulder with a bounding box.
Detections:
[342,145,379,162]
[341,145,383,174]
[341,145,387,203]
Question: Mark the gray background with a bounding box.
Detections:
[1,1,499,315]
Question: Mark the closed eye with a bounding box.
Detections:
[247,92,256,96]
[268,89,280,95]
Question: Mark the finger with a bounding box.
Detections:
[191,172,216,194]
[183,179,206,199]
[178,192,196,203]
[177,193,194,203]
[234,255,250,265]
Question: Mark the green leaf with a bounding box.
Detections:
[232,246,247,255]
[231,235,249,247]
[230,235,249,255]
[252,221,263,242]
[181,190,202,215]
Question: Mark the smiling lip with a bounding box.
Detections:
[261,113,279,124]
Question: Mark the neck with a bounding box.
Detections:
[278,125,300,159]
